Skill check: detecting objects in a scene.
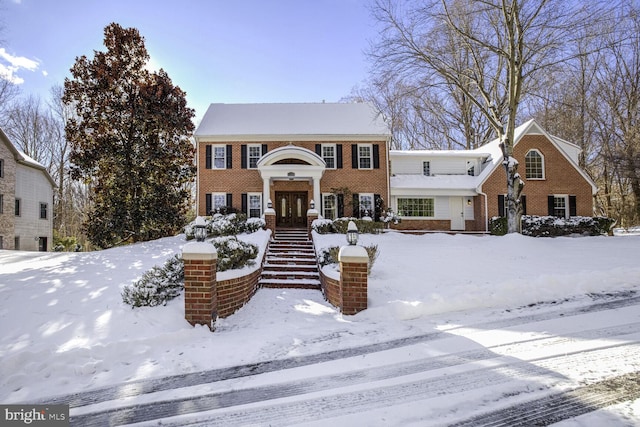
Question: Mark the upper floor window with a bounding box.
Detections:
[423,161,430,176]
[206,145,229,169]
[0,159,4,178]
[40,203,48,219]
[322,144,336,169]
[525,149,545,179]
[248,145,262,169]
[358,144,372,169]
[467,161,475,176]
[14,198,20,216]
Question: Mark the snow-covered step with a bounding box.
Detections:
[263,263,317,270]
[261,270,320,278]
[267,251,315,258]
[265,257,317,264]
[258,278,322,289]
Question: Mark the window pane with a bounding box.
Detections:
[398,198,434,217]
[249,146,261,168]
[214,147,226,168]
[359,194,373,216]
[525,151,543,179]
[554,196,566,217]
[359,146,371,169]
[423,161,430,176]
[213,194,226,211]
[249,194,261,218]
[322,146,335,168]
[323,194,335,220]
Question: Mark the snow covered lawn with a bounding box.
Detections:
[1,229,639,407]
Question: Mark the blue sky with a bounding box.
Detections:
[1,0,378,122]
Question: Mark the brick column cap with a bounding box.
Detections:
[338,245,368,263]
[182,241,218,261]
[307,209,319,216]
[264,208,276,215]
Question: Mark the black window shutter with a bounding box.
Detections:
[373,144,380,169]
[206,194,212,215]
[205,145,212,169]
[241,193,248,215]
[352,193,360,218]
[337,194,344,218]
[569,195,577,217]
[262,144,268,156]
[352,144,358,169]
[226,145,233,169]
[337,144,343,169]
[226,193,233,209]
[548,196,555,216]
[521,195,527,215]
[241,145,247,169]
[498,195,505,217]
[315,144,322,156]
[374,194,382,221]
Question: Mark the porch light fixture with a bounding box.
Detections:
[267,199,273,209]
[346,220,359,246]
[310,200,315,209]
[467,199,472,206]
[194,216,207,242]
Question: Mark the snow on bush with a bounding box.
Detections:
[490,215,616,236]
[313,218,384,235]
[185,213,265,240]
[121,255,184,307]
[317,244,380,276]
[212,236,259,271]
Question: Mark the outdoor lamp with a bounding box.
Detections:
[267,199,273,209]
[310,200,315,210]
[194,216,207,242]
[346,220,359,246]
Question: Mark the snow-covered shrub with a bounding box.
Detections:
[489,217,508,235]
[333,218,384,235]
[245,217,266,233]
[317,244,379,276]
[122,255,184,307]
[213,236,259,271]
[522,215,615,237]
[381,208,401,225]
[312,218,335,234]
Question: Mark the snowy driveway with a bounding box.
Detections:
[64,293,640,426]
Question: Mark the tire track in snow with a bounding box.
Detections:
[69,325,640,426]
[45,293,640,409]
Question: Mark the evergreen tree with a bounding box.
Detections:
[63,23,195,248]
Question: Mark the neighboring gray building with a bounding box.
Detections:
[0,127,55,251]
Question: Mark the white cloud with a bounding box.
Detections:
[42,70,48,77]
[0,48,40,84]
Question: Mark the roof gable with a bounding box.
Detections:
[1,127,56,187]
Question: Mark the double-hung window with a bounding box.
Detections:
[212,193,226,213]
[423,161,430,176]
[0,159,4,178]
[359,193,374,217]
[248,193,262,218]
[322,144,336,169]
[40,203,48,220]
[14,198,20,216]
[248,145,262,169]
[322,194,336,220]
[213,146,226,169]
[553,195,568,218]
[358,144,372,169]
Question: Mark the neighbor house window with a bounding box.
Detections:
[359,193,374,216]
[14,198,20,216]
[423,161,430,176]
[467,161,475,176]
[398,198,435,217]
[40,203,48,219]
[0,194,3,214]
[248,193,262,218]
[0,236,3,249]
[525,149,545,179]
[248,144,262,169]
[322,194,336,220]
[358,144,372,169]
[322,144,336,169]
[0,159,4,178]
[14,236,18,250]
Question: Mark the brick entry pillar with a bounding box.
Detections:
[182,242,218,330]
[307,207,319,238]
[264,208,276,236]
[338,245,368,315]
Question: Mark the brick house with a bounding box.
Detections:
[194,103,390,226]
[0,127,55,251]
[195,104,597,232]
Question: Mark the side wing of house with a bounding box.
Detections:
[389,151,489,231]
[479,123,597,221]
[0,132,17,249]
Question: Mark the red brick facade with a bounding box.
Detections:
[481,134,595,219]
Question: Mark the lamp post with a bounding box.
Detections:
[194,216,207,242]
[346,220,359,245]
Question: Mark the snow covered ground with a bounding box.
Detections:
[1,228,639,425]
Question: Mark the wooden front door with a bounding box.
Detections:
[276,192,308,227]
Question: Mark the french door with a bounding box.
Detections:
[275,192,307,227]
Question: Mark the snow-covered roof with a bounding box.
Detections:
[194,102,390,142]
[390,150,491,159]
[0,127,56,187]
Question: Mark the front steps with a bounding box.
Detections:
[259,228,321,290]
